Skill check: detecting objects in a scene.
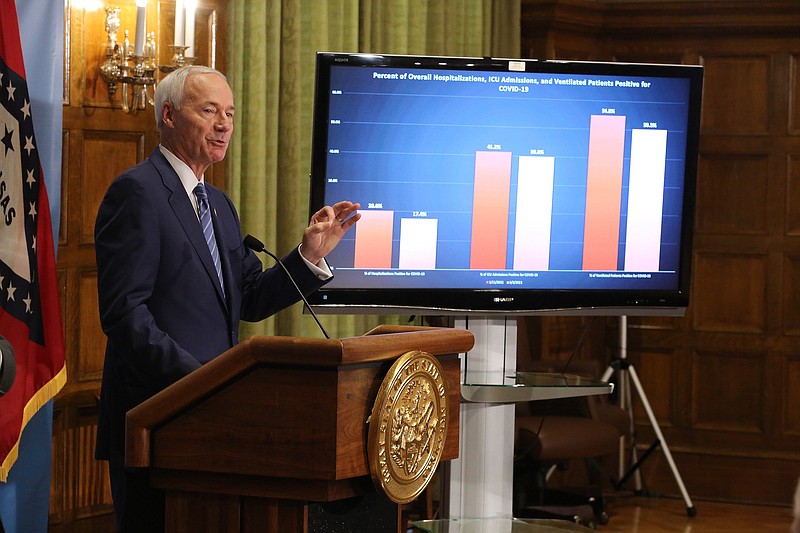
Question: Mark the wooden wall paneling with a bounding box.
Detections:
[625,348,674,427]
[645,451,798,505]
[74,400,112,519]
[784,354,800,436]
[49,406,66,526]
[515,317,540,366]
[785,154,800,236]
[771,53,791,137]
[59,130,69,248]
[600,0,800,40]
[695,152,770,236]
[61,264,79,395]
[79,130,145,244]
[520,0,800,506]
[700,55,772,135]
[690,349,765,433]
[542,316,607,365]
[781,253,800,335]
[519,0,603,59]
[792,54,800,135]
[57,265,68,362]
[692,252,768,334]
[610,52,686,65]
[77,272,104,382]
[518,317,599,370]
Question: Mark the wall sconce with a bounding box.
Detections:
[99,0,197,113]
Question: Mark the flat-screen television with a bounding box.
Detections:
[306,52,703,316]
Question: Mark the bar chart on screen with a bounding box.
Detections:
[345,119,671,275]
[321,64,689,292]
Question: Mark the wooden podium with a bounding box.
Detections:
[125,325,474,533]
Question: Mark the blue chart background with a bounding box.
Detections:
[320,66,692,291]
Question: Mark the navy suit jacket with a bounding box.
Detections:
[94,147,326,460]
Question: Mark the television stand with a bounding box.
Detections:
[443,317,612,520]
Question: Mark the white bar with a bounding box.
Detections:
[398,218,438,269]
[624,129,668,271]
[446,317,516,520]
[512,156,555,270]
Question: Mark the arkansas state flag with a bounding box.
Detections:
[0,0,67,481]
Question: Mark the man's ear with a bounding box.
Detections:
[161,103,176,128]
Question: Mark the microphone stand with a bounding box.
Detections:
[243,234,331,339]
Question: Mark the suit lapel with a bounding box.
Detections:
[149,149,227,306]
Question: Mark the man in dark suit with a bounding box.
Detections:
[0,336,14,397]
[94,65,359,532]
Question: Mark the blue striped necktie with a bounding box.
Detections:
[193,183,225,296]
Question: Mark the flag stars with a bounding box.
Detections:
[23,294,32,314]
[29,200,37,221]
[6,80,16,102]
[1,124,13,155]
[21,99,31,120]
[24,135,34,155]
[6,281,16,302]
[27,168,36,187]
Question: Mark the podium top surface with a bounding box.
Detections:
[247,325,474,366]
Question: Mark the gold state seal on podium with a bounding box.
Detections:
[368,350,449,504]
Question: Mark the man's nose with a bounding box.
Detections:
[215,116,231,130]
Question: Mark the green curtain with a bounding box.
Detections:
[227,0,520,340]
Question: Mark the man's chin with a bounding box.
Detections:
[210,148,228,163]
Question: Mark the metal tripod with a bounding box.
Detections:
[601,316,697,517]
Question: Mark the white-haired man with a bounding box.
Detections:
[94,65,359,531]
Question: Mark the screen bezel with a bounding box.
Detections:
[307,52,703,316]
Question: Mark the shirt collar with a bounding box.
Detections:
[159,145,204,198]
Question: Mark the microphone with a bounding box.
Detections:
[0,336,16,396]
[243,234,331,339]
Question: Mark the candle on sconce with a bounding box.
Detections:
[174,0,185,48]
[185,0,197,58]
[134,0,147,57]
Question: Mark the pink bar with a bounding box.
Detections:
[582,115,626,271]
[470,151,513,269]
[354,210,394,268]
